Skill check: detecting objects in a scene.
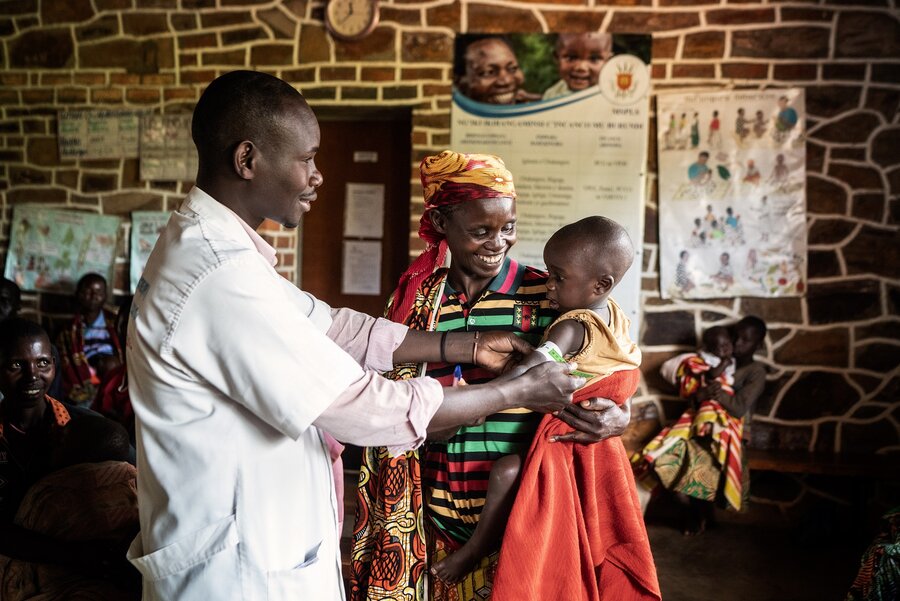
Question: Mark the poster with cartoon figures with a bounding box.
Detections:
[129,211,170,293]
[4,205,121,293]
[450,33,652,338]
[657,89,806,299]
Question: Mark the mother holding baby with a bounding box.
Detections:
[349,151,633,601]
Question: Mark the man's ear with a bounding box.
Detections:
[594,274,615,296]
[430,209,449,235]
[233,140,257,181]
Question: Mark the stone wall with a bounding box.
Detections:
[1,0,897,455]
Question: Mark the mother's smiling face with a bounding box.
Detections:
[432,196,517,289]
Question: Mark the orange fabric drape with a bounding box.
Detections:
[492,370,660,601]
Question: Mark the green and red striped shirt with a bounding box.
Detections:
[422,258,557,544]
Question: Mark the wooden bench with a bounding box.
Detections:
[746,448,900,479]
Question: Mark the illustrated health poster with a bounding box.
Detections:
[657,89,806,299]
[58,110,142,160]
[4,205,121,293]
[450,33,652,338]
[130,211,170,293]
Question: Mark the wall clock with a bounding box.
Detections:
[325,0,379,41]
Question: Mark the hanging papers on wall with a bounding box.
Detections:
[657,89,806,299]
[341,240,382,295]
[450,33,652,338]
[58,110,143,160]
[140,114,198,181]
[4,205,121,293]
[343,183,385,239]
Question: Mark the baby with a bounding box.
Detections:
[437,217,660,600]
[543,32,613,100]
[681,326,735,401]
[51,414,132,469]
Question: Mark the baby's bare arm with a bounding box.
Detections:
[706,357,732,379]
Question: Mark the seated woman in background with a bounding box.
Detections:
[637,317,768,535]
[0,318,136,600]
[56,273,122,405]
[0,278,65,402]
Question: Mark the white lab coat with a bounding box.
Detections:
[127,187,366,600]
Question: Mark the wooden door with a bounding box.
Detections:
[299,110,411,321]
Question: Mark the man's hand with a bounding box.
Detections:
[513,362,584,415]
[551,397,631,444]
[474,331,533,374]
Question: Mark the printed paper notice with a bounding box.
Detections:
[140,114,198,181]
[451,33,652,338]
[58,110,143,159]
[343,183,385,239]
[342,240,382,295]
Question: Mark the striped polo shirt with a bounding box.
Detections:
[422,258,557,544]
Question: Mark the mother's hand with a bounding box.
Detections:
[474,331,533,374]
[551,397,631,444]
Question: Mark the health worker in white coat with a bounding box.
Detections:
[125,70,585,601]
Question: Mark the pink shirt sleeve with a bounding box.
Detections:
[314,371,444,454]
[326,307,409,372]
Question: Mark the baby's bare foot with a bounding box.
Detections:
[431,550,478,584]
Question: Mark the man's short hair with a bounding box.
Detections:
[76,272,106,292]
[191,70,310,168]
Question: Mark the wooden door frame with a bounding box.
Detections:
[297,106,412,312]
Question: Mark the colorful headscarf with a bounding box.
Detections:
[386,150,516,323]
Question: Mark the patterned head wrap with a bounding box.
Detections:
[387,150,516,323]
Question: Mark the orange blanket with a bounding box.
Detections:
[492,370,660,601]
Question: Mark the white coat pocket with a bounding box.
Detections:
[267,538,338,600]
[127,514,241,601]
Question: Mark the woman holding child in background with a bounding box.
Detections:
[349,151,631,601]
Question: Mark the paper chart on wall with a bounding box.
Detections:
[343,183,385,239]
[342,240,382,295]
[140,114,199,181]
[4,205,121,293]
[657,88,806,299]
[58,110,143,160]
[450,33,652,339]
[130,211,170,293]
